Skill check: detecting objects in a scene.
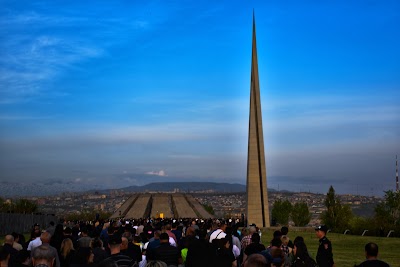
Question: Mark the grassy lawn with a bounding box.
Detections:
[261,228,400,267]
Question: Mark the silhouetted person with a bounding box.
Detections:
[355,243,389,267]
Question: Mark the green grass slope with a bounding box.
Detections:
[261,228,400,267]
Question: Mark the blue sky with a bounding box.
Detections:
[0,0,399,196]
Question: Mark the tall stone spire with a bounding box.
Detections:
[396,155,399,192]
[246,12,270,227]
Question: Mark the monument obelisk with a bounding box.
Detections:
[246,12,270,227]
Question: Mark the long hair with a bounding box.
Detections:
[60,238,74,259]
[294,241,309,259]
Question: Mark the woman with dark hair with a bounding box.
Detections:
[51,224,65,251]
[213,238,237,267]
[90,238,108,264]
[292,241,317,267]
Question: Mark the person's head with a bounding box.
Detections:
[4,235,14,245]
[273,230,282,239]
[270,237,282,248]
[40,232,52,244]
[270,248,284,267]
[153,230,161,239]
[60,239,74,258]
[185,226,196,237]
[80,227,88,236]
[281,235,289,246]
[120,237,129,250]
[280,226,289,235]
[217,237,230,249]
[293,236,304,245]
[108,235,122,254]
[293,241,309,258]
[365,242,379,258]
[159,233,169,244]
[11,232,20,243]
[251,233,260,244]
[63,227,72,236]
[219,221,228,232]
[243,253,267,267]
[90,237,103,249]
[249,226,257,235]
[32,245,55,267]
[315,225,327,239]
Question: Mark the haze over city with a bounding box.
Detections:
[0,0,399,196]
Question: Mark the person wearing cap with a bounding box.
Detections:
[315,225,334,267]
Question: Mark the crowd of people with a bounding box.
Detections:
[0,218,390,267]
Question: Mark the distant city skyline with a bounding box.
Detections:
[0,1,399,196]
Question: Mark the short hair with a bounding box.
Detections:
[273,230,282,239]
[40,232,52,243]
[4,235,14,244]
[270,237,282,247]
[365,242,379,257]
[244,253,267,267]
[281,235,289,245]
[32,245,55,261]
[280,226,289,235]
[159,233,169,241]
[249,226,257,234]
[121,237,129,246]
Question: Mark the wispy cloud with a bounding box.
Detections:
[0,8,149,103]
[145,170,167,176]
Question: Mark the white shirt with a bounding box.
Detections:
[169,237,176,247]
[27,237,42,251]
[209,229,226,243]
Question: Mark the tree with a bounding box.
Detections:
[375,190,400,227]
[202,203,215,215]
[0,198,38,213]
[64,210,112,221]
[320,185,353,231]
[14,199,38,213]
[271,199,292,225]
[291,202,311,226]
